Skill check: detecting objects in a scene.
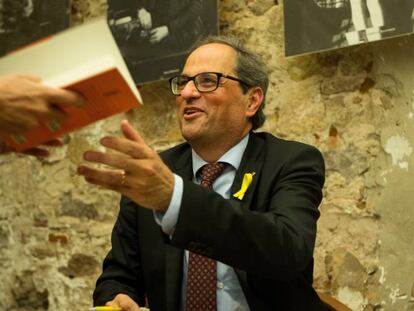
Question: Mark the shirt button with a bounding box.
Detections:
[217,282,224,289]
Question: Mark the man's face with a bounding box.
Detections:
[175,43,253,148]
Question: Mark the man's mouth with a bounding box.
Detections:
[183,107,204,119]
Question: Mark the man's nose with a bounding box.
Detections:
[180,80,201,100]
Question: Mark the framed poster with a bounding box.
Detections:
[284,0,414,57]
[0,0,70,56]
[107,0,219,85]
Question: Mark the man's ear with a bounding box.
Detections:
[246,87,264,118]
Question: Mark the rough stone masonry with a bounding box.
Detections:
[1,0,414,310]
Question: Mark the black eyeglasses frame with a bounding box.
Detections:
[169,72,251,96]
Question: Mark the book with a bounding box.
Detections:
[0,18,142,152]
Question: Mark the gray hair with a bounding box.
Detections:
[190,35,269,130]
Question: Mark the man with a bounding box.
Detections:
[78,36,327,310]
[0,74,85,156]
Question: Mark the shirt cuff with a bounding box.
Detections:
[153,173,183,235]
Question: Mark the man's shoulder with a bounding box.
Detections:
[253,131,321,153]
[252,132,325,179]
[159,141,191,163]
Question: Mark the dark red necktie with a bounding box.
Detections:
[185,162,227,311]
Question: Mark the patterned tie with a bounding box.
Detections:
[185,162,227,311]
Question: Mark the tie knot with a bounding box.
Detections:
[199,162,227,189]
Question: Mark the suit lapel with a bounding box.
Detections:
[230,133,265,210]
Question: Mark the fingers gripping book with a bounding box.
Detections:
[0,18,142,151]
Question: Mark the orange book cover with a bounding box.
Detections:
[0,68,140,151]
[0,18,142,152]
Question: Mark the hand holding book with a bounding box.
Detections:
[0,74,85,132]
[0,19,142,152]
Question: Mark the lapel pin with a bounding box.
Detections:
[233,172,255,200]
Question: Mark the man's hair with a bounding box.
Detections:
[190,36,269,130]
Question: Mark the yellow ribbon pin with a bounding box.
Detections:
[233,172,255,200]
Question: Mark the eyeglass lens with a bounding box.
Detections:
[172,72,220,95]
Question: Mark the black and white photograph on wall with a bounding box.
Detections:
[107,0,219,85]
[0,0,70,56]
[284,0,414,57]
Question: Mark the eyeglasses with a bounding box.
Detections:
[169,72,250,96]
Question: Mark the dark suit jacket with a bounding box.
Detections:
[93,132,327,311]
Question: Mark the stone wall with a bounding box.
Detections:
[0,0,413,310]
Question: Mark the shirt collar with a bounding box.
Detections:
[191,133,250,177]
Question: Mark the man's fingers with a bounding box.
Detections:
[13,74,42,82]
[44,87,86,108]
[3,74,85,108]
[105,301,117,307]
[42,138,64,146]
[77,165,126,188]
[1,146,50,157]
[121,119,145,143]
[107,293,141,311]
[100,136,152,160]
[83,150,134,171]
[23,147,50,157]
[100,119,153,160]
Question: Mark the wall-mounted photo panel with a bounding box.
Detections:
[107,0,219,85]
[0,0,70,56]
[284,0,414,57]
